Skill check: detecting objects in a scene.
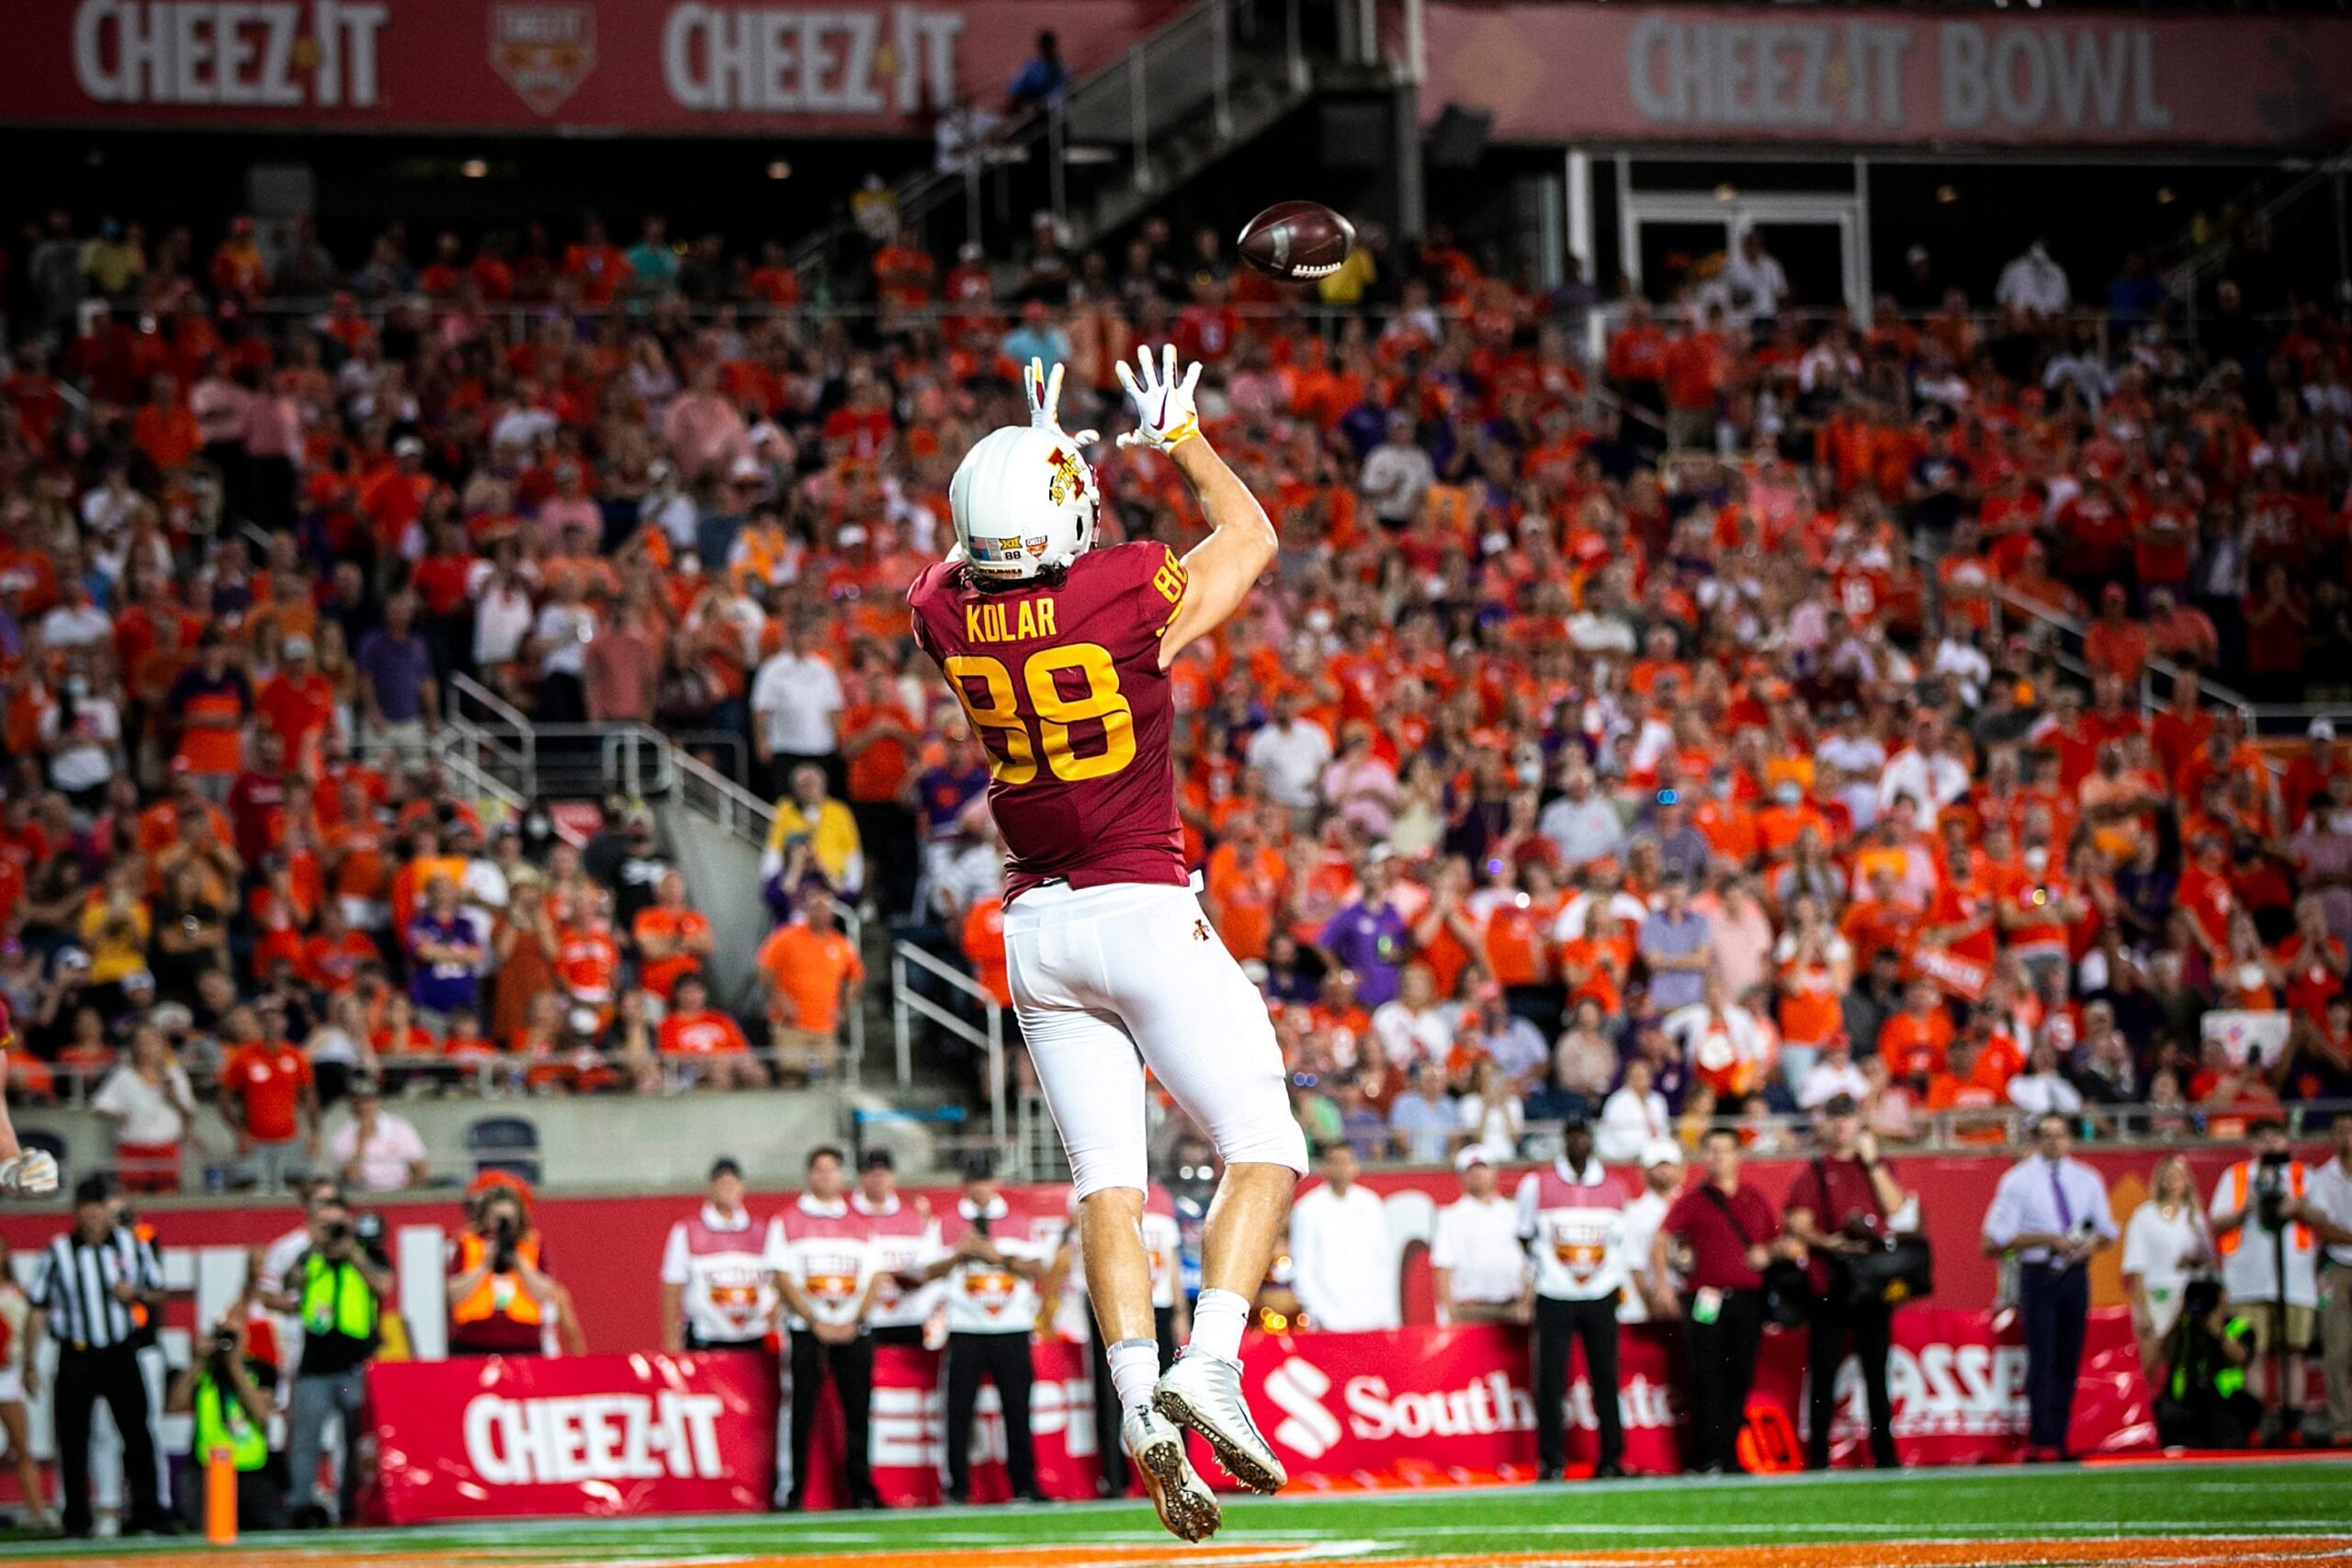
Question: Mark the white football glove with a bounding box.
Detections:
[0,1150,58,1196]
[1114,344,1203,452]
[1022,357,1098,447]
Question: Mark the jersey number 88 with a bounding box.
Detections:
[944,643,1136,785]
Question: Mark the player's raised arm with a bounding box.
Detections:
[1116,345,1276,671]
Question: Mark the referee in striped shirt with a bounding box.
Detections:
[26,1177,175,1538]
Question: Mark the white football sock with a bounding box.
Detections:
[1109,1337,1161,1419]
[1187,1287,1250,1364]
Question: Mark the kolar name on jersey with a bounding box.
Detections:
[964,595,1057,644]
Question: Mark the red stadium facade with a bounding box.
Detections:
[1,0,1179,133]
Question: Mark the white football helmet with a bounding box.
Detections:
[949,357,1101,583]
[949,423,1101,582]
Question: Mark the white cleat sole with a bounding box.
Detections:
[1129,1425,1220,1542]
[1152,1382,1287,1495]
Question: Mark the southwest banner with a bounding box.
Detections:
[1237,1308,2152,1483]
[368,1349,781,1523]
[1,0,1181,133]
[1424,6,2352,148]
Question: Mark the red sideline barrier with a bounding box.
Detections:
[801,1339,1103,1508]
[370,1308,2153,1518]
[1232,1308,2150,1485]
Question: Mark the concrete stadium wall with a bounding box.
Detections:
[17,1086,855,1192]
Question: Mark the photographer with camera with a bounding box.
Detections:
[1783,1094,1916,1470]
[447,1180,585,1357]
[2209,1121,2326,1442]
[2154,1278,2263,1449]
[164,1306,284,1531]
[259,1194,390,1526]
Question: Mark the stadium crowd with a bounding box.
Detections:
[1,193,2351,1196]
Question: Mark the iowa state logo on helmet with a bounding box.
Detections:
[490,4,597,116]
[1044,446,1092,508]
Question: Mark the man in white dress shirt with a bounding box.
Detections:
[1287,1143,1400,1332]
[1431,1146,1527,1325]
[1982,1114,2119,1460]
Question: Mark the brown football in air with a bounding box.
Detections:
[1237,201,1356,282]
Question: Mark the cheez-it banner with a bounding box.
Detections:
[368,1350,779,1523]
[1425,6,2352,148]
[1,0,1180,132]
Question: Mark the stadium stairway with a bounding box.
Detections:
[435,685,996,1174]
[791,0,1379,298]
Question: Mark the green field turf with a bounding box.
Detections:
[6,1460,2349,1566]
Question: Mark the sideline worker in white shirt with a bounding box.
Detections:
[1617,1140,1688,1325]
[1515,1111,1632,1479]
[1287,1142,1400,1332]
[1431,1146,1528,1325]
[659,1156,777,1352]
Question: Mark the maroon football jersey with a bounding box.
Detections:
[909,540,1190,901]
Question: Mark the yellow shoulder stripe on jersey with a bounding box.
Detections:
[1150,546,1187,636]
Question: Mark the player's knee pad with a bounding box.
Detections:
[1066,1144,1152,1202]
[1210,1111,1309,1178]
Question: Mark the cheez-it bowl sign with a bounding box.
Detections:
[491,3,595,115]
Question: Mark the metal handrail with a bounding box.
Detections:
[2162,146,2352,326]
[783,0,1254,279]
[448,672,537,739]
[890,939,1006,1147]
[1902,531,2270,735]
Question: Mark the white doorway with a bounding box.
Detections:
[1618,190,1869,323]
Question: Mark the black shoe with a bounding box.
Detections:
[851,1491,881,1511]
[1534,1465,1562,1483]
[1593,1460,1627,1480]
[62,1527,92,1541]
[1017,1488,1052,1505]
[944,1487,968,1506]
[781,1493,806,1514]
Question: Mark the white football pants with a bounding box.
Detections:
[1002,881,1308,1198]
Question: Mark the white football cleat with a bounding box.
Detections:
[1152,1353,1287,1495]
[1124,1407,1219,1542]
